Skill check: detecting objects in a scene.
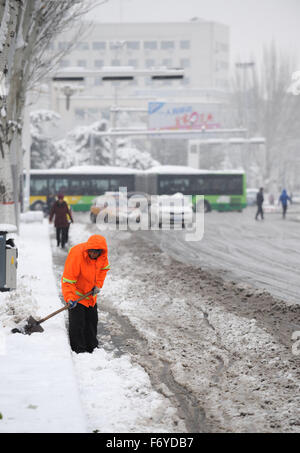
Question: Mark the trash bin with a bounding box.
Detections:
[0,225,18,292]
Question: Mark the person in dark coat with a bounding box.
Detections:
[255,187,264,220]
[279,189,291,219]
[49,193,74,248]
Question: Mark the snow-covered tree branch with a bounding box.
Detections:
[30,115,160,170]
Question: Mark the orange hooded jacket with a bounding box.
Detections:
[62,234,110,307]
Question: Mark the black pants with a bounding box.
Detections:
[282,204,287,218]
[68,303,99,353]
[255,205,264,220]
[56,227,68,248]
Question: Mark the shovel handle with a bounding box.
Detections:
[37,290,94,325]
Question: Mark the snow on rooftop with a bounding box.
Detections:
[145,165,244,175]
[29,166,138,175]
[28,166,244,176]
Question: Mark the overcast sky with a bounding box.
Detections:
[87,0,300,68]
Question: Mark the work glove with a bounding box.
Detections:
[92,286,101,296]
[68,300,77,309]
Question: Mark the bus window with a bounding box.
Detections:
[30,177,48,195]
[193,176,208,194]
[109,177,132,192]
[226,175,243,195]
[90,177,109,195]
[69,177,82,195]
[202,175,243,195]
[158,176,191,195]
[49,177,69,195]
[80,178,91,194]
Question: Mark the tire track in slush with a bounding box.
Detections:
[98,303,207,433]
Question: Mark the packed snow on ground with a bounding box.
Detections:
[0,219,182,433]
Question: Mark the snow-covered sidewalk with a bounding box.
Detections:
[0,220,87,433]
[0,218,182,433]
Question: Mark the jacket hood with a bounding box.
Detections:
[84,234,108,252]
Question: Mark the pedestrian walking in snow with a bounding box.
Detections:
[255,187,264,220]
[49,193,73,248]
[62,234,110,353]
[279,189,291,219]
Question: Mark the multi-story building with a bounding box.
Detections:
[36,19,230,132]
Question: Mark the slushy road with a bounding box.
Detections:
[142,205,300,305]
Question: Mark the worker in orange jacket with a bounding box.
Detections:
[62,234,110,353]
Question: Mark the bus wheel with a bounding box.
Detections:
[31,201,44,211]
[204,201,211,213]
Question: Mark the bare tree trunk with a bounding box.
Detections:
[0,0,22,225]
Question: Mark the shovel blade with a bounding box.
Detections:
[25,316,44,335]
[11,316,44,335]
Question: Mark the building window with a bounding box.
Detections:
[109,41,126,50]
[111,59,121,66]
[94,59,104,68]
[128,59,138,68]
[145,58,155,68]
[161,41,175,50]
[58,42,70,50]
[162,58,172,67]
[181,76,190,85]
[180,58,190,68]
[126,41,140,50]
[180,40,190,50]
[77,60,87,67]
[92,41,106,50]
[94,77,102,86]
[144,41,157,50]
[59,59,70,67]
[76,42,89,50]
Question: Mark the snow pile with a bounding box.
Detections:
[0,221,86,433]
[20,211,44,223]
[73,349,180,433]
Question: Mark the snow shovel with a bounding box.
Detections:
[11,290,94,335]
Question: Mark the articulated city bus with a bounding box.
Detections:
[27,165,246,214]
[28,166,138,212]
[136,166,247,212]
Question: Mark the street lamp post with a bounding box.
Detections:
[235,61,255,176]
